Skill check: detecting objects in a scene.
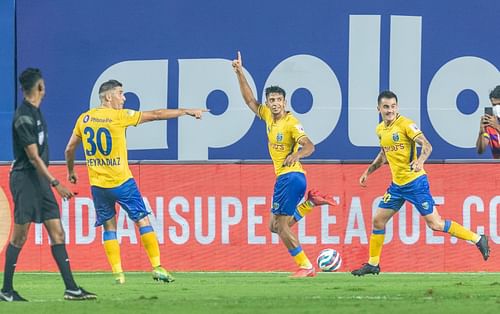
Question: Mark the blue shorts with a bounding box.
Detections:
[378,175,435,216]
[91,178,150,227]
[271,172,306,216]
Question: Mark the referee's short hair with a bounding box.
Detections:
[19,68,43,93]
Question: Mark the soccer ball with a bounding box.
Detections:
[316,248,342,272]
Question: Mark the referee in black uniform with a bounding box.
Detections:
[0,68,96,302]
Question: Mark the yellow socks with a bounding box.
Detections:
[444,220,480,242]
[289,245,312,269]
[140,226,161,268]
[368,230,385,266]
[103,231,122,274]
[294,201,314,221]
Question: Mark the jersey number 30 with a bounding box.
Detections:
[83,127,112,156]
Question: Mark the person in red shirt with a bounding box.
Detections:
[476,85,500,159]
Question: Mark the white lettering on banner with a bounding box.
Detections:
[247,197,266,244]
[33,195,500,245]
[194,196,216,245]
[91,16,500,159]
[490,196,500,244]
[321,196,341,244]
[344,197,368,244]
[221,197,243,244]
[75,198,96,244]
[169,196,190,244]
[462,196,485,245]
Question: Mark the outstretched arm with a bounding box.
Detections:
[359,148,386,187]
[65,134,82,183]
[139,108,208,124]
[232,51,260,115]
[411,133,432,172]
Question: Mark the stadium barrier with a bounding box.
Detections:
[0,161,498,272]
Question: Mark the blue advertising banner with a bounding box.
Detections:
[8,0,500,161]
[0,0,15,161]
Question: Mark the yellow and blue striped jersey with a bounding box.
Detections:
[376,115,425,185]
[258,105,307,177]
[73,107,142,188]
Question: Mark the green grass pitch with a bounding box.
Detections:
[1,272,499,313]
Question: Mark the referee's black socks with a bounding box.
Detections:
[51,244,78,291]
[2,243,21,292]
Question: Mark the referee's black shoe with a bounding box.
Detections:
[351,263,380,276]
[0,290,28,302]
[64,287,97,301]
[476,235,490,261]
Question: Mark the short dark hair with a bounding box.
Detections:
[489,85,500,99]
[265,85,286,99]
[19,68,43,92]
[98,79,122,95]
[377,90,398,104]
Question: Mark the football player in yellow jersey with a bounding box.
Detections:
[64,80,207,284]
[233,51,336,277]
[352,91,490,276]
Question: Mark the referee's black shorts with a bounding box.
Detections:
[9,170,60,224]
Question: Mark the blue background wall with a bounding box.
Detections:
[0,0,15,161]
[2,0,499,161]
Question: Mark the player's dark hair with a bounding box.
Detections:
[377,90,398,104]
[489,85,500,99]
[19,68,43,93]
[265,86,286,99]
[98,79,123,95]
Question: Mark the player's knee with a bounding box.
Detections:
[50,231,66,244]
[372,218,387,230]
[269,223,279,234]
[10,235,28,247]
[426,221,443,232]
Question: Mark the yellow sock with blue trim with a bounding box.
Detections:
[293,201,314,221]
[103,231,122,274]
[140,226,161,268]
[368,229,385,266]
[289,245,312,269]
[443,220,480,242]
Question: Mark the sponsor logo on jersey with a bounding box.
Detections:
[277,132,283,142]
[392,133,400,142]
[83,115,90,123]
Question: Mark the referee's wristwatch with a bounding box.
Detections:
[50,179,60,187]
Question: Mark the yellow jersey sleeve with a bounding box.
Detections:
[117,109,142,127]
[73,113,85,137]
[258,104,271,123]
[402,119,422,140]
[289,118,307,143]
